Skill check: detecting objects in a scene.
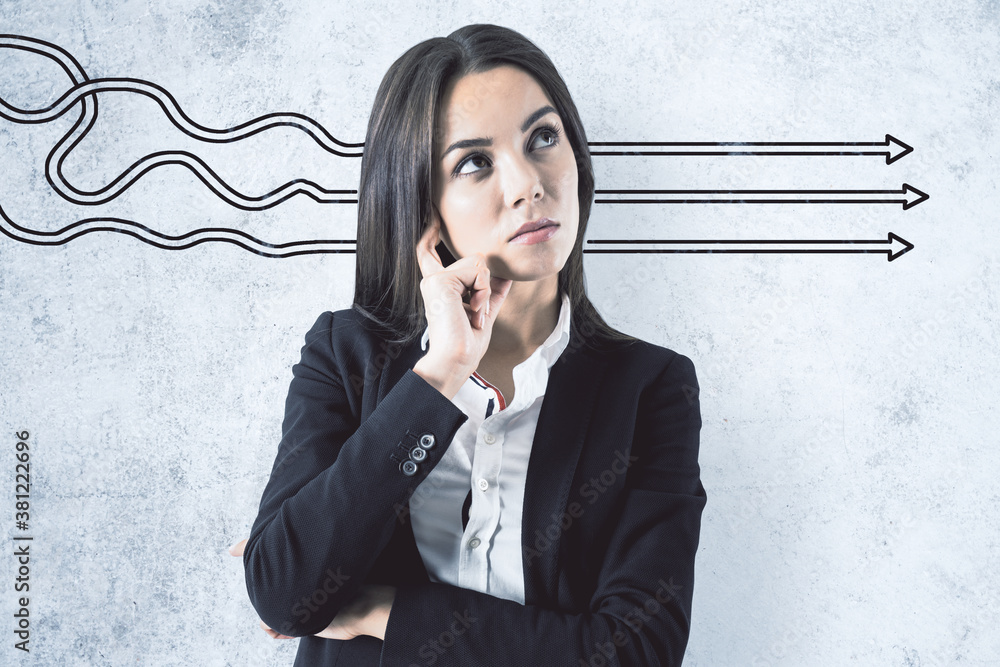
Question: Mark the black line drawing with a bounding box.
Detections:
[588,135,913,164]
[0,202,358,258]
[586,232,915,262]
[0,34,362,211]
[595,185,929,210]
[0,34,925,259]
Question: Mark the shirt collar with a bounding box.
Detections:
[421,290,572,366]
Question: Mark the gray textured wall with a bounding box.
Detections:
[1,0,997,665]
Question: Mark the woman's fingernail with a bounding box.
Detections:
[486,300,490,317]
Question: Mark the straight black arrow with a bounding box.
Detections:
[588,134,913,164]
[594,184,929,210]
[584,232,914,262]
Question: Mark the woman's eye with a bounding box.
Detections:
[534,128,559,148]
[454,127,560,178]
[456,154,490,176]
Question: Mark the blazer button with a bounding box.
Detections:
[400,460,418,476]
[419,434,436,449]
[409,446,427,462]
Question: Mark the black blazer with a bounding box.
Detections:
[243,305,706,666]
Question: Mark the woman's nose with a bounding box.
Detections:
[501,154,544,210]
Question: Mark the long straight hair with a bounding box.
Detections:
[352,23,637,352]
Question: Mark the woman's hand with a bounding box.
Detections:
[229,538,396,641]
[308,583,396,641]
[415,205,513,377]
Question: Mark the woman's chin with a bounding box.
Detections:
[493,268,560,285]
[484,252,566,284]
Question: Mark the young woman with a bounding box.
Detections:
[233,23,706,666]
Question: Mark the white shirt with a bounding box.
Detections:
[409,290,572,604]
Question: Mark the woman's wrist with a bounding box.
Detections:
[413,356,468,401]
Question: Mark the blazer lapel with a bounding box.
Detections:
[521,341,609,606]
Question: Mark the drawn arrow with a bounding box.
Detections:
[1,199,915,261]
[584,232,914,262]
[0,34,924,261]
[594,184,929,210]
[588,134,913,164]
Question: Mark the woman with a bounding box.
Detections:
[233,23,706,666]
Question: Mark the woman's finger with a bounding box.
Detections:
[462,301,485,329]
[228,538,247,557]
[415,208,445,279]
[468,264,491,315]
[418,208,495,314]
[485,274,513,321]
[259,620,293,639]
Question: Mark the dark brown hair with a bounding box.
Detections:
[352,23,637,351]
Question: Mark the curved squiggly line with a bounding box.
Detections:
[0,34,364,210]
[0,200,356,258]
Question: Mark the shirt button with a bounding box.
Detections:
[477,478,489,491]
[468,537,481,549]
[483,432,496,445]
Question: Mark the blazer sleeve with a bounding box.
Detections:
[242,310,470,637]
[379,351,706,667]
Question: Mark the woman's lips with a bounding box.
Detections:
[510,224,559,244]
[510,218,557,241]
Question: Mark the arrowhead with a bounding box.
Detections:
[885,134,913,164]
[902,183,930,209]
[887,232,914,261]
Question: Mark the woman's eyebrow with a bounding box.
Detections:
[439,105,558,161]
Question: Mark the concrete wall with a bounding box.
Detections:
[1,0,996,664]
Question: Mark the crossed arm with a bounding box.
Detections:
[237,311,705,666]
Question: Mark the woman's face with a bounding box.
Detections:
[431,65,580,282]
